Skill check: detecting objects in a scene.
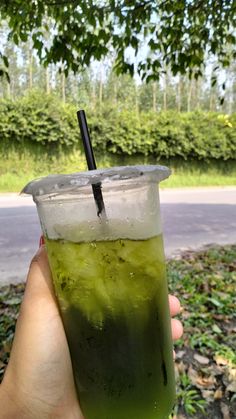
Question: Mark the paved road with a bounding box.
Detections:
[0,187,236,285]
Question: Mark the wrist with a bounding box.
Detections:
[0,380,47,419]
[0,383,26,418]
[1,368,82,419]
[51,398,83,419]
[0,385,81,419]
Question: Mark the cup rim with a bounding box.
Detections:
[21,165,171,198]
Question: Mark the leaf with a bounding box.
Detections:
[214,388,223,399]
[220,97,225,106]
[207,297,222,307]
[196,375,216,389]
[220,402,231,419]
[212,324,222,334]
[3,56,9,68]
[201,389,214,402]
[0,68,10,83]
[211,78,217,87]
[13,33,19,45]
[194,354,210,365]
[187,365,199,385]
[226,381,236,393]
[214,355,229,366]
[19,32,28,42]
[4,297,22,306]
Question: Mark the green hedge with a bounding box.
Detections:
[0,92,235,161]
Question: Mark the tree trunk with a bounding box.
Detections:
[61,71,66,102]
[176,77,181,112]
[91,80,96,109]
[152,81,157,111]
[209,93,214,111]
[209,69,217,112]
[226,68,233,114]
[28,47,33,89]
[6,80,11,98]
[228,95,232,114]
[46,66,50,94]
[163,71,167,111]
[99,65,103,108]
[187,77,193,112]
[209,88,215,111]
[135,84,139,115]
[195,77,201,110]
[114,80,117,106]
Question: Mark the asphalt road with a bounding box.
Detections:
[1,187,236,285]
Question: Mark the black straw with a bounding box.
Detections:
[77,110,105,217]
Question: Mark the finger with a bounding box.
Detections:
[24,245,56,305]
[169,294,181,317]
[5,246,66,381]
[13,245,61,356]
[171,318,183,341]
[15,246,61,345]
[39,235,45,247]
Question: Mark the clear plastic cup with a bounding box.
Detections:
[23,165,175,419]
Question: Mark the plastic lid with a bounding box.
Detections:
[22,165,171,197]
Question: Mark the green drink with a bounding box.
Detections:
[23,165,176,418]
[46,234,175,419]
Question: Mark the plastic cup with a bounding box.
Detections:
[23,165,176,419]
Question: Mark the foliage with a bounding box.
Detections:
[0,92,81,150]
[168,245,236,361]
[1,245,235,418]
[2,31,236,115]
[0,283,24,379]
[168,244,236,418]
[174,372,207,416]
[0,93,236,161]
[0,1,236,82]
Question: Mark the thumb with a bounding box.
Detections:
[4,246,62,376]
[23,244,56,306]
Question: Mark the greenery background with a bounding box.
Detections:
[0,92,236,192]
[1,3,236,418]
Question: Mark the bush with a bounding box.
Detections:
[0,92,81,151]
[0,92,235,161]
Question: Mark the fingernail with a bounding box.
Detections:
[39,235,45,247]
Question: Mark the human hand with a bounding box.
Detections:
[0,245,183,419]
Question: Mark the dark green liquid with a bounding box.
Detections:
[46,235,175,419]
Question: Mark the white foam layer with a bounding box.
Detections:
[51,217,161,242]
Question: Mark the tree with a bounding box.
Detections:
[139,81,162,112]
[0,1,236,83]
[104,71,137,110]
[221,61,236,114]
[21,40,36,90]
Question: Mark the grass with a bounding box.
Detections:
[161,157,236,188]
[1,244,235,418]
[0,148,235,192]
[0,148,87,193]
[162,169,236,188]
